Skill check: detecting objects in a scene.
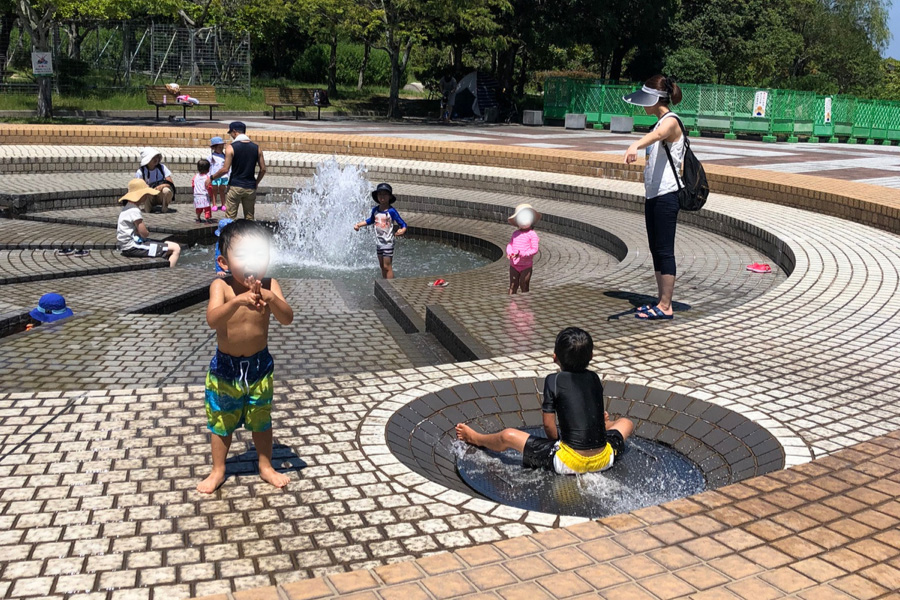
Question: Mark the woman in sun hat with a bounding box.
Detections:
[29,293,74,327]
[135,147,176,213]
[623,74,684,321]
[506,203,541,294]
[117,179,181,268]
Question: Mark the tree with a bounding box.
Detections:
[14,0,55,117]
[0,0,15,81]
[664,47,716,84]
[365,0,422,118]
[298,0,377,96]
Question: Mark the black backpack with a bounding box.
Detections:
[661,114,709,211]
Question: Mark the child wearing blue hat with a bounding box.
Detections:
[28,293,74,328]
[208,136,229,212]
[214,218,234,277]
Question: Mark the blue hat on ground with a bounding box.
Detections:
[228,122,246,134]
[29,293,74,323]
[210,136,224,145]
[216,219,234,236]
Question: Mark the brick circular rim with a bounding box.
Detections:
[383,377,784,503]
[358,371,805,526]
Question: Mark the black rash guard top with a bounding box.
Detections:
[541,371,607,450]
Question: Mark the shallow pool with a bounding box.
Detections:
[179,236,494,303]
[455,428,706,519]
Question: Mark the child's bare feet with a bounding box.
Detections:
[456,423,477,443]
[260,467,290,488]
[197,469,226,494]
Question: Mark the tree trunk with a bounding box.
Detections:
[0,12,15,82]
[452,43,463,70]
[516,52,528,97]
[14,0,55,118]
[37,74,52,117]
[387,45,401,118]
[121,23,132,86]
[497,44,518,96]
[66,23,84,60]
[327,32,338,96]
[357,41,369,91]
[610,45,627,82]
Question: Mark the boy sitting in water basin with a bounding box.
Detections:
[456,327,634,474]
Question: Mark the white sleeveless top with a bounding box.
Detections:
[644,112,684,199]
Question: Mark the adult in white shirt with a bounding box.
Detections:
[135,147,175,213]
[623,75,685,321]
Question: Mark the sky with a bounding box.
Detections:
[888,1,900,59]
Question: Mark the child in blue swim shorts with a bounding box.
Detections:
[198,219,294,494]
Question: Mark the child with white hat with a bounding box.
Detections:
[507,203,541,294]
[208,136,229,212]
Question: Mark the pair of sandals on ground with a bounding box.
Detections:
[55,248,91,257]
[634,303,673,321]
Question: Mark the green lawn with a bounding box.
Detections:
[0,78,430,113]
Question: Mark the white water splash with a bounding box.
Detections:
[274,159,374,270]
[454,434,706,517]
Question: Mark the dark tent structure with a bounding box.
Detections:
[451,71,500,119]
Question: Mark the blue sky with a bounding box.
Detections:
[887,1,900,59]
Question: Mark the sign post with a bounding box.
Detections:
[31,52,53,76]
[753,91,768,118]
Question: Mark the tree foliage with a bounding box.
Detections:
[3,0,897,115]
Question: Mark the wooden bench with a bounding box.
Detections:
[146,85,223,121]
[264,87,330,120]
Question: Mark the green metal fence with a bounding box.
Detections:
[543,77,900,143]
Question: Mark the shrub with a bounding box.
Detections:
[663,48,716,85]
[291,43,397,87]
[533,70,605,84]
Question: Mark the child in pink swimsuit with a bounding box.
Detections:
[507,203,541,294]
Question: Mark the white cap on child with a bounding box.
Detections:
[515,209,535,228]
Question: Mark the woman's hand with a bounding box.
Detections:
[624,143,640,165]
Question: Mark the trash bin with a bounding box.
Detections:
[610,116,633,133]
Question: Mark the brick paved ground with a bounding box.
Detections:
[9,119,898,187]
[2,140,900,600]
[191,430,900,600]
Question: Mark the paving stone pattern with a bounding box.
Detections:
[191,430,900,600]
[2,144,900,599]
[0,219,118,250]
[0,368,555,600]
[0,249,168,285]
[386,185,784,353]
[0,268,210,315]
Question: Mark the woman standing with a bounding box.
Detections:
[623,75,684,321]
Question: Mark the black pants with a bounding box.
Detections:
[645,192,680,276]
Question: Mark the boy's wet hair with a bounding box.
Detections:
[218,219,272,259]
[197,158,211,174]
[554,327,593,372]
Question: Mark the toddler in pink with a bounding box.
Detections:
[507,203,541,294]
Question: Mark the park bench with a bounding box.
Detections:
[145,85,223,121]
[264,87,330,120]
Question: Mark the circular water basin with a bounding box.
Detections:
[179,235,494,302]
[454,428,706,519]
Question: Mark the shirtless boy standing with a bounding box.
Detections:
[197,220,294,493]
